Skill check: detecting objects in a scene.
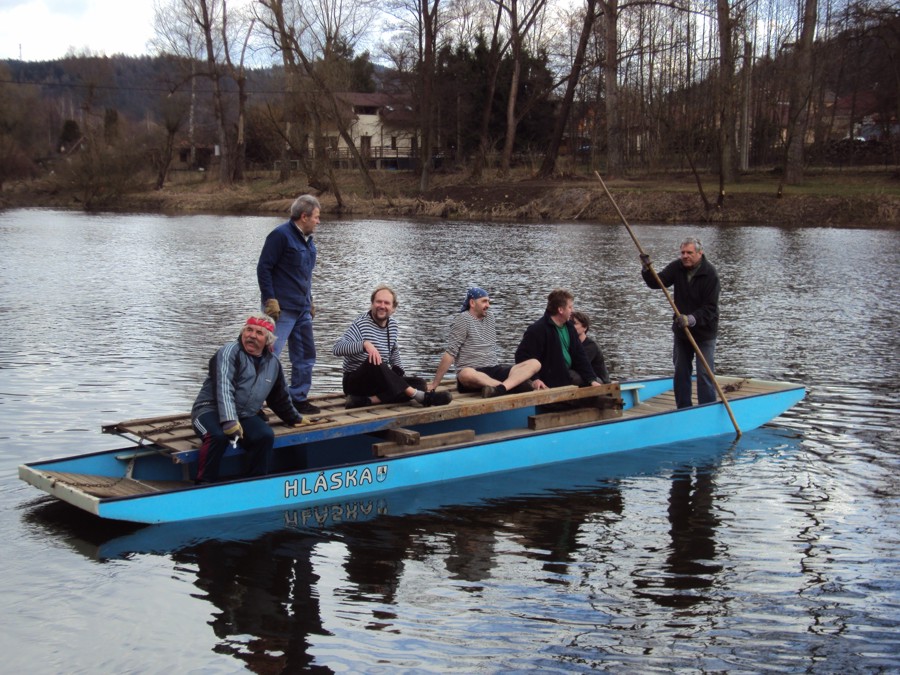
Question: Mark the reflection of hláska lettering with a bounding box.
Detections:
[283,499,385,528]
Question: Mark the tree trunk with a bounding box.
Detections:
[499,50,521,177]
[784,0,817,185]
[417,0,439,193]
[469,4,507,182]
[716,0,737,188]
[601,0,622,176]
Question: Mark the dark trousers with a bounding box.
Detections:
[342,362,424,403]
[194,411,275,482]
[673,336,717,408]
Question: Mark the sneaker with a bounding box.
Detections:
[510,381,535,394]
[293,400,321,415]
[423,390,453,406]
[345,395,371,409]
[481,384,507,398]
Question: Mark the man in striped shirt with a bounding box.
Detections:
[429,287,541,398]
[333,285,453,409]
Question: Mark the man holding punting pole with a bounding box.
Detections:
[640,237,720,409]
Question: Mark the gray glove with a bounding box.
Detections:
[673,314,696,329]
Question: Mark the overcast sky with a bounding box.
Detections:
[0,0,156,62]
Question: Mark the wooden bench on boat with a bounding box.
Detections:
[102,382,626,463]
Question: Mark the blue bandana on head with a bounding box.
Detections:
[461,287,489,312]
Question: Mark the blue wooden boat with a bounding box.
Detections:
[17,376,805,524]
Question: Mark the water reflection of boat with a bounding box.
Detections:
[18,377,805,525]
[24,426,801,561]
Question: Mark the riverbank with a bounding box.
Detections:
[4,166,899,227]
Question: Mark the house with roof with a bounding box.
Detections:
[318,92,420,170]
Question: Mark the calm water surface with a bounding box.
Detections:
[1,208,898,673]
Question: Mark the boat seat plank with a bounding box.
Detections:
[529,404,621,431]
[372,428,421,445]
[374,429,477,457]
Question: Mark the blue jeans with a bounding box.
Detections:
[194,411,275,482]
[673,336,716,408]
[272,308,316,402]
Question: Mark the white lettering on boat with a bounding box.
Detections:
[283,465,387,500]
[285,479,299,497]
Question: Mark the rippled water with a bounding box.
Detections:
[1,208,898,673]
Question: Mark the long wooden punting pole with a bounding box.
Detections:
[594,171,741,438]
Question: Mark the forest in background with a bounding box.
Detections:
[0,0,897,212]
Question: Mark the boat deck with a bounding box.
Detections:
[102,381,627,461]
[99,376,780,462]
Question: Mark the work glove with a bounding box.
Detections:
[264,298,281,322]
[639,253,651,269]
[222,420,244,439]
[673,314,696,329]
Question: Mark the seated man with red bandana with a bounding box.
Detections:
[190,314,306,483]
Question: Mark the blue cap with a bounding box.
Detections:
[461,287,489,312]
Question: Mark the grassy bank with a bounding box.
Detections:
[4,166,899,228]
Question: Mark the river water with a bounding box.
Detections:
[1,208,898,673]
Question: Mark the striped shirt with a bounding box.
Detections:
[332,311,403,373]
[446,311,499,369]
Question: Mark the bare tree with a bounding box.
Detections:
[536,0,599,177]
[715,0,739,189]
[468,0,511,181]
[494,0,549,176]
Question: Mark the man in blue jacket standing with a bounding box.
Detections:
[257,194,321,414]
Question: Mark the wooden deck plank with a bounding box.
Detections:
[41,471,191,498]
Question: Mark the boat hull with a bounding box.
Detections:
[19,378,805,524]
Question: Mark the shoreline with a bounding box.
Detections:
[3,169,899,228]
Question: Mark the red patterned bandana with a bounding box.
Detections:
[247,316,275,333]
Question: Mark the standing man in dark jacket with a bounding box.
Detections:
[641,236,720,408]
[514,289,604,390]
[257,194,320,415]
[191,314,306,483]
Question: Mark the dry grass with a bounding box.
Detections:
[4,165,899,227]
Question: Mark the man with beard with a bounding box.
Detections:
[429,287,541,398]
[333,285,453,409]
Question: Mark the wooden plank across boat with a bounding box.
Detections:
[18,376,805,524]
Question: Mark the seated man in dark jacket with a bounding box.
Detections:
[191,314,306,483]
[514,289,604,390]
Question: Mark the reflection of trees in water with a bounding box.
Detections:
[171,485,625,671]
[633,464,723,608]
